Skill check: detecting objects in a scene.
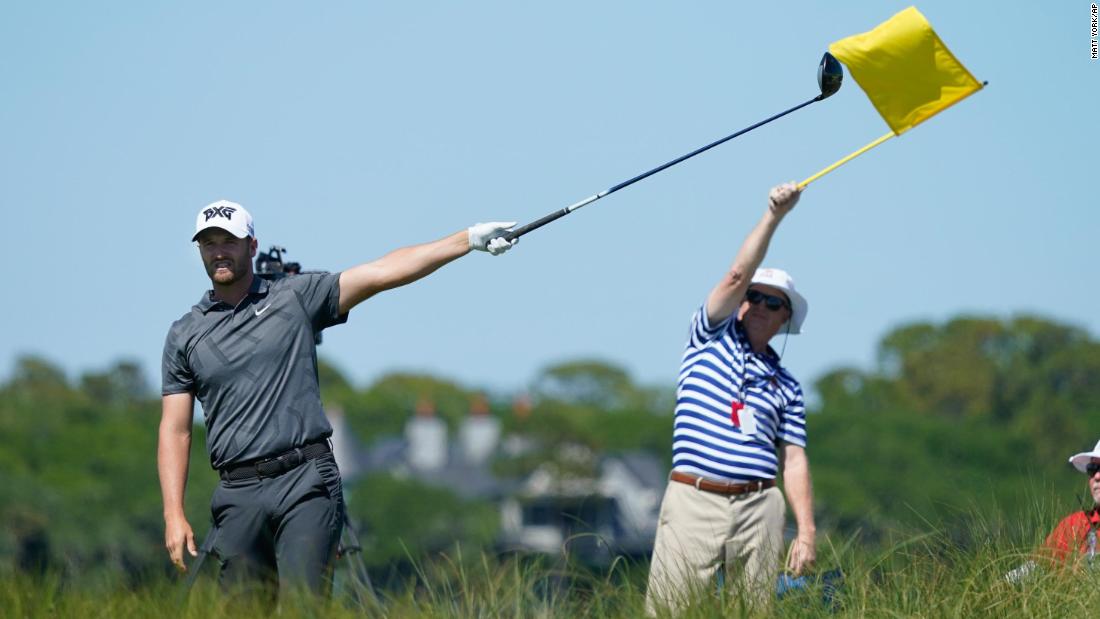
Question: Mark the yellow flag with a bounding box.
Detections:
[829,6,982,135]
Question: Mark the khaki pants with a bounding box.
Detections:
[645,479,785,615]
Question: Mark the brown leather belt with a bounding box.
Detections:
[670,470,775,496]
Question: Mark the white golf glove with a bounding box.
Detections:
[468,221,518,256]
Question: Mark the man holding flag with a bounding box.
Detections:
[643,7,985,613]
[645,183,816,614]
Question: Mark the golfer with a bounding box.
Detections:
[158,200,516,596]
[645,183,816,614]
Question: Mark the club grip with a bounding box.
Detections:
[504,209,570,242]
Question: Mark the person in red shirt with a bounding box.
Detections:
[1042,439,1100,566]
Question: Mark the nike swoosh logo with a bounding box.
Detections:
[254,303,272,317]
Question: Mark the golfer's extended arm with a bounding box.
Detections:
[339,230,470,313]
[782,443,816,544]
[705,209,786,325]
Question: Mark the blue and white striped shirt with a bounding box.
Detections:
[671,304,807,483]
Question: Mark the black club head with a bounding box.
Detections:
[817,51,843,100]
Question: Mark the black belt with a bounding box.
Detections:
[219,440,331,481]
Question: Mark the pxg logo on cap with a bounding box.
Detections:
[203,204,236,222]
[192,199,255,241]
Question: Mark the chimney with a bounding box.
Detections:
[512,393,533,420]
[406,396,447,471]
[459,394,500,465]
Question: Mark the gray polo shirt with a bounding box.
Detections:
[162,272,348,469]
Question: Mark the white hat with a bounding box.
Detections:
[750,267,809,335]
[1068,439,1100,474]
[192,199,255,242]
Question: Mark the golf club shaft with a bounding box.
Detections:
[505,94,824,242]
[179,526,219,606]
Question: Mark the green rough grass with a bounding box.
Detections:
[3,512,1098,618]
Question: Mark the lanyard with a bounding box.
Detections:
[730,340,778,429]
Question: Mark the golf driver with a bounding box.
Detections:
[502,52,843,243]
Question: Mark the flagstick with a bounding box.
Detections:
[798,131,896,188]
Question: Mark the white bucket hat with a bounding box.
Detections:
[1069,439,1100,474]
[750,267,809,334]
[192,199,255,242]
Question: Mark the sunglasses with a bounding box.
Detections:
[1087,463,1100,477]
[746,288,790,312]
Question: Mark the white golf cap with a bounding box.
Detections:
[750,267,809,334]
[192,199,255,242]
[1068,439,1100,474]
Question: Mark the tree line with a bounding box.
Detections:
[1,313,1097,580]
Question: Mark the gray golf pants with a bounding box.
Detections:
[211,452,345,595]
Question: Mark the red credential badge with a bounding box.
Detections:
[731,400,744,427]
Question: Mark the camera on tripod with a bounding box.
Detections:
[255,246,302,280]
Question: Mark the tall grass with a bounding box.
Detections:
[3,500,1098,618]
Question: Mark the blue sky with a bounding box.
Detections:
[2,2,1097,399]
